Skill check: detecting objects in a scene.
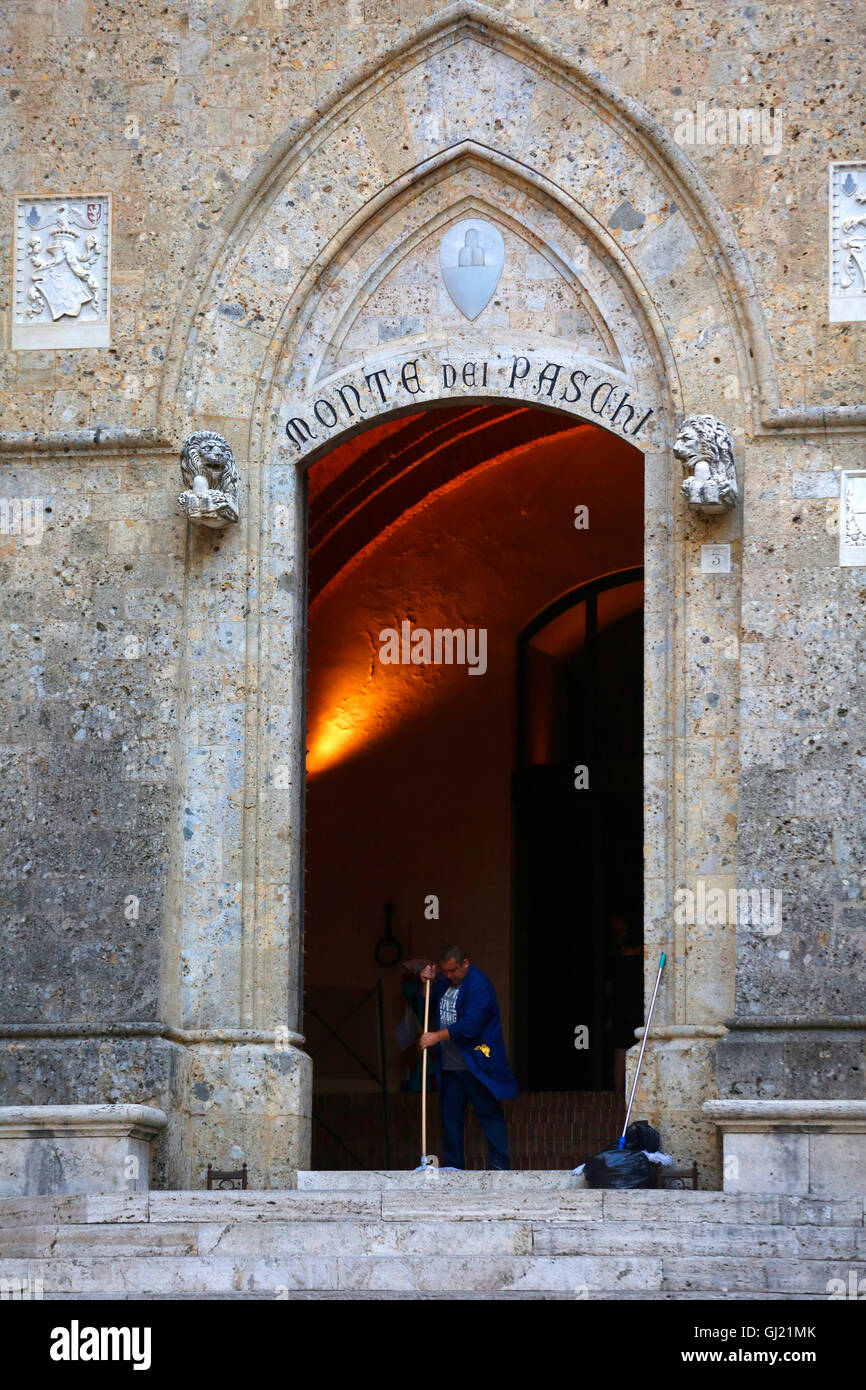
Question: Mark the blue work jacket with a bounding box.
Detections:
[430,963,518,1100]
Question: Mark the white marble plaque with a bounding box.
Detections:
[829,164,866,323]
[701,543,731,574]
[12,196,111,349]
[840,470,866,567]
[440,219,504,321]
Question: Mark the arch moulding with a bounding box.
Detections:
[161,2,749,1187]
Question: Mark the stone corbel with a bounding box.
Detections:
[675,414,738,515]
[177,430,240,529]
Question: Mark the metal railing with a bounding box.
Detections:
[305,978,392,1169]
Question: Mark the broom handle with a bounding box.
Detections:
[620,952,666,1144]
[421,975,431,1156]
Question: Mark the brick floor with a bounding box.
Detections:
[312,1091,626,1170]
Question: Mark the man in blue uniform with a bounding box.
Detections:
[419,945,518,1170]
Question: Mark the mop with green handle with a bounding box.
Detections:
[414,973,438,1172]
[617,951,666,1149]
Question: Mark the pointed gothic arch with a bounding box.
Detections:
[159,1,752,1186]
[160,1,776,444]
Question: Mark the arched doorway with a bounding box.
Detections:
[159,7,758,1185]
[303,401,643,1167]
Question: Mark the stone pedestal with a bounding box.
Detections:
[711,1016,866,1198]
[0,1105,166,1197]
[0,1033,312,1191]
[703,1099,866,1197]
[714,1019,866,1103]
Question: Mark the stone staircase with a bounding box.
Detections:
[1,1173,864,1299]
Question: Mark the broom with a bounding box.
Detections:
[617,951,666,1148]
[574,952,671,1185]
[414,973,438,1171]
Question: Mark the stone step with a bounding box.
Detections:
[0,1191,382,1227]
[0,1190,606,1243]
[4,1216,862,1262]
[38,1289,827,1301]
[295,1171,866,1223]
[3,1187,861,1226]
[598,1190,865,1227]
[0,1250,853,1295]
[2,1184,861,1299]
[296,1169,586,1190]
[2,1218,534,1259]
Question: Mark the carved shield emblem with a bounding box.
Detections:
[33,257,95,320]
[86,203,102,225]
[842,472,866,559]
[440,220,505,321]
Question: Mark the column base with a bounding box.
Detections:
[625,1026,728,1188]
[175,1037,312,1189]
[714,1018,866,1099]
[0,1029,313,1190]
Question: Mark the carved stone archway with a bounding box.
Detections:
[160,2,761,1186]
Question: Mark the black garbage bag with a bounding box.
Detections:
[582,1121,662,1190]
[623,1120,660,1152]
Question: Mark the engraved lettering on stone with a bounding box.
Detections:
[701,542,731,574]
[178,431,240,530]
[283,351,659,456]
[440,219,504,321]
[675,414,738,514]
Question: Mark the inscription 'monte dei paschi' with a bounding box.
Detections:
[284,353,655,452]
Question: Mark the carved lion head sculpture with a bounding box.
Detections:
[179,430,239,495]
[674,414,737,510]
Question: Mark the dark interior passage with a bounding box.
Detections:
[513,571,644,1091]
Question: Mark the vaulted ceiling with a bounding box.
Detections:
[306,403,585,602]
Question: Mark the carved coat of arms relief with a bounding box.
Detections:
[13,196,111,349]
[830,164,866,323]
[840,471,866,567]
[440,219,505,321]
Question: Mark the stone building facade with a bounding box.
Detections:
[1,0,864,1194]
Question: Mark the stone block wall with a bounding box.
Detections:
[1,3,864,429]
[1,1,864,1188]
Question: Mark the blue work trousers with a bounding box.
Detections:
[439,1069,510,1170]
